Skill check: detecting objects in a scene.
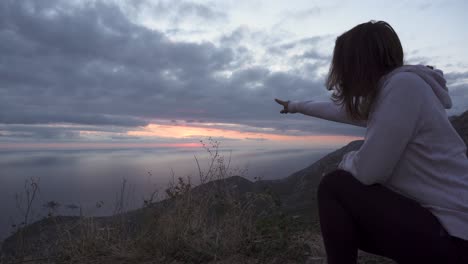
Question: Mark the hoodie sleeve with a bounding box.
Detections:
[288,100,367,127]
[338,72,425,185]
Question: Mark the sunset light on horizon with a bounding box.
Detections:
[0,121,363,150]
[127,122,363,146]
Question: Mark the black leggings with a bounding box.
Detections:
[317,169,468,264]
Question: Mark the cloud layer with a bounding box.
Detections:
[0,0,467,145]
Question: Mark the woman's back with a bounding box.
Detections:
[374,67,468,241]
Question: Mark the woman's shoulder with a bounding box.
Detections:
[378,64,452,109]
[369,69,431,118]
[378,71,429,99]
[382,65,427,84]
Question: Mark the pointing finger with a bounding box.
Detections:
[275,98,286,105]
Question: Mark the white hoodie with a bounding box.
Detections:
[288,65,468,240]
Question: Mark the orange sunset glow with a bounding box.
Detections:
[127,123,363,145]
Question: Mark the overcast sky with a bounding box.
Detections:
[1,0,467,150]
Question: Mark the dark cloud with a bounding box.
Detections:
[293,50,331,61]
[450,83,468,96]
[0,155,78,168]
[176,2,225,21]
[0,0,234,126]
[404,49,436,66]
[267,35,329,55]
[0,125,80,141]
[0,110,147,127]
[448,83,468,115]
[273,6,323,29]
[442,71,468,116]
[141,0,227,24]
[405,55,431,65]
[0,124,125,141]
[445,71,468,85]
[219,27,247,45]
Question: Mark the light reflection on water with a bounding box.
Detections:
[0,146,333,240]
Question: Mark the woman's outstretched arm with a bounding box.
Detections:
[276,99,367,128]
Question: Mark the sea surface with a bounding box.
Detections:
[0,146,335,241]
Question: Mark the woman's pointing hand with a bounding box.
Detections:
[275,98,290,114]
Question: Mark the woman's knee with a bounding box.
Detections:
[317,169,353,200]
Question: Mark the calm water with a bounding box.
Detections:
[0,146,334,240]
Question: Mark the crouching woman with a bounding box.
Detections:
[275,20,468,264]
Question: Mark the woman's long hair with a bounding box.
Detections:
[326,20,404,121]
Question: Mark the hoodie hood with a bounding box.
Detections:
[381,64,452,109]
